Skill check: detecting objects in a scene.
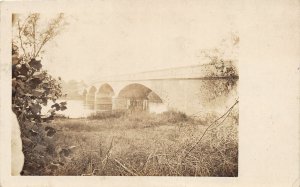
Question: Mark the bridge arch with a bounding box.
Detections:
[95,83,115,111]
[115,83,166,112]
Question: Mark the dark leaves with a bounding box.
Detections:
[60,101,67,106]
[60,101,67,111]
[28,78,43,89]
[45,126,56,137]
[60,105,67,111]
[17,64,29,76]
[32,89,45,97]
[29,59,42,70]
[41,98,48,106]
[30,103,42,115]
[51,103,60,111]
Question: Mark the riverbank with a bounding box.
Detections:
[21,110,238,176]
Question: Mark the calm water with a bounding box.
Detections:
[41,100,94,118]
[41,99,167,118]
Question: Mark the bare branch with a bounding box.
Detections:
[34,13,65,58]
[34,36,50,59]
[182,99,239,160]
[17,20,26,57]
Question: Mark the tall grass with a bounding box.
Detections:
[87,110,126,120]
[30,109,239,176]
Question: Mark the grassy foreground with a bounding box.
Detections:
[21,109,238,176]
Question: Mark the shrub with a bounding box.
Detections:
[12,13,67,123]
[12,13,70,175]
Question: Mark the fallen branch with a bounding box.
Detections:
[182,99,239,160]
[101,137,114,170]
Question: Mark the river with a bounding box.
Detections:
[41,99,168,118]
[41,100,94,118]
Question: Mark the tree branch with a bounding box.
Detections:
[182,99,239,160]
[17,20,26,57]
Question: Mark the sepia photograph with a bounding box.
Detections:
[11,5,239,176]
[1,0,299,186]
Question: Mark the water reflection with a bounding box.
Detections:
[41,99,167,118]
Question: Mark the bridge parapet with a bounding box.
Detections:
[89,62,237,84]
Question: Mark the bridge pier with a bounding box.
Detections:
[85,93,95,110]
[95,95,113,111]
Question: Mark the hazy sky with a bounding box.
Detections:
[36,1,239,82]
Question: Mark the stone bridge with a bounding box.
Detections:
[82,63,238,116]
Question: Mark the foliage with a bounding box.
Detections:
[12,13,68,175]
[200,32,239,101]
[12,13,67,123]
[61,79,88,100]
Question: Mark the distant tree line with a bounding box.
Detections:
[61,80,87,100]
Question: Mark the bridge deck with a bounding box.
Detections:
[89,63,238,84]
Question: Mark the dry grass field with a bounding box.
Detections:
[21,108,238,176]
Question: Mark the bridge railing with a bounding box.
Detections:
[88,62,237,84]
